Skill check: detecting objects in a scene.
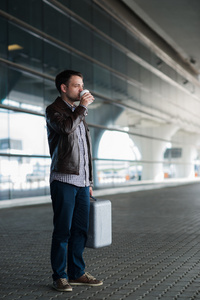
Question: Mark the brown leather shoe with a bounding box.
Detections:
[69,272,103,286]
[53,278,73,292]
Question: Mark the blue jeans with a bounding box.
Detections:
[50,181,90,281]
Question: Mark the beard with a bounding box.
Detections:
[66,93,80,103]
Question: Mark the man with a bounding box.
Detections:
[45,70,103,292]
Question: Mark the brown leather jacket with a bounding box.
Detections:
[45,97,93,185]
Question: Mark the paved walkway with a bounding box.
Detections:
[1,183,200,299]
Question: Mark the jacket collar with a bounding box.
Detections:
[54,96,71,111]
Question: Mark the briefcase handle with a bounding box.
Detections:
[90,195,97,201]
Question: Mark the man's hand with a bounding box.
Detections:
[89,186,93,197]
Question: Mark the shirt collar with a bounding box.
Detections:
[62,98,76,111]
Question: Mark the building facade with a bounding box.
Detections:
[1,0,200,201]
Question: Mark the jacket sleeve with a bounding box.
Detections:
[46,105,87,135]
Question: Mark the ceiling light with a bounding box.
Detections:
[8,44,23,51]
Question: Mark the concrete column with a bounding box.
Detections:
[171,132,200,178]
[131,124,179,181]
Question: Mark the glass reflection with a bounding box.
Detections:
[95,160,142,187]
[94,130,142,187]
[0,156,50,200]
[98,130,141,160]
[4,69,44,112]
[4,111,49,156]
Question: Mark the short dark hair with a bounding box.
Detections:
[55,70,83,94]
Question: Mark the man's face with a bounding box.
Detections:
[65,75,84,102]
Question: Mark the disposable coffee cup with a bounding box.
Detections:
[80,89,89,97]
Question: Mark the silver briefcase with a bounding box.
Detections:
[86,196,112,248]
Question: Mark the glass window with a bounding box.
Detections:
[139,66,152,106]
[139,41,151,64]
[0,109,9,141]
[8,0,42,30]
[94,160,142,188]
[1,0,200,200]
[8,23,43,71]
[111,18,126,47]
[0,156,11,200]
[43,42,71,77]
[3,68,44,112]
[111,47,127,75]
[0,0,6,10]
[98,130,141,160]
[93,34,111,66]
[160,62,177,82]
[86,97,124,128]
[44,79,59,107]
[0,17,7,59]
[111,73,127,101]
[70,21,92,57]
[93,4,111,36]
[7,111,49,156]
[127,82,140,104]
[0,109,48,156]
[0,108,50,201]
[127,57,139,81]
[71,55,93,91]
[69,0,92,23]
[57,0,70,8]
[89,126,142,188]
[151,73,163,111]
[0,156,50,200]
[126,32,139,56]
[93,65,111,97]
[43,1,70,44]
[0,64,8,102]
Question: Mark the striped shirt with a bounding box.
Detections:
[50,101,90,187]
